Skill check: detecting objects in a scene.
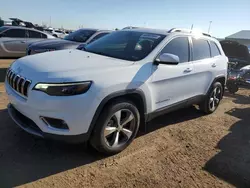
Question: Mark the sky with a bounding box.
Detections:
[1,0,250,38]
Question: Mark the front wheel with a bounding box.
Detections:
[200,82,223,114]
[90,99,140,155]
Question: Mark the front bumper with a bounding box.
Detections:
[8,104,89,143]
[5,80,100,138]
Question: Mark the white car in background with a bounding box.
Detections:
[5,28,228,155]
[0,26,55,58]
[44,28,67,38]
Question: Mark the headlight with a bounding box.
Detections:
[33,81,92,96]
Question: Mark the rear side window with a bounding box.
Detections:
[160,37,189,63]
[210,42,221,57]
[28,30,41,38]
[3,29,26,38]
[192,38,210,61]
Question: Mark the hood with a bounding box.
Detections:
[11,49,134,82]
[29,39,80,50]
[220,40,249,61]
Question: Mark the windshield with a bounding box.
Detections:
[84,31,166,61]
[64,29,96,43]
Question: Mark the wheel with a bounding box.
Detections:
[53,34,58,38]
[200,82,223,114]
[90,99,140,155]
[227,82,239,94]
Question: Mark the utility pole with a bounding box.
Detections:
[49,16,51,27]
[208,21,212,33]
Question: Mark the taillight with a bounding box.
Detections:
[228,76,236,80]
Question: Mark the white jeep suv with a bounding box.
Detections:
[5,28,228,154]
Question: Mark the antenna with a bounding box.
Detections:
[208,21,212,33]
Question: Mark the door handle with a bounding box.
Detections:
[184,68,193,73]
[212,63,217,67]
[20,41,26,43]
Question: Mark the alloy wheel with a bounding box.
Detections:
[104,109,136,148]
[209,87,221,111]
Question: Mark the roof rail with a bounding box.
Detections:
[168,28,211,37]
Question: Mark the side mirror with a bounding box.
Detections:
[154,53,180,65]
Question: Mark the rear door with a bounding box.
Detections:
[190,38,215,96]
[1,28,28,57]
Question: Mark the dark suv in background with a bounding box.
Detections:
[27,29,112,55]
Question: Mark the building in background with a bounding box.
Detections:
[226,30,250,53]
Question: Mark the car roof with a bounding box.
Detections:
[96,30,113,33]
[1,26,44,32]
[0,26,55,37]
[76,28,112,32]
[122,28,169,35]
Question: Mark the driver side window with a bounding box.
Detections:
[160,37,190,63]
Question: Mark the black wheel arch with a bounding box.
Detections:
[86,89,147,140]
[207,76,226,95]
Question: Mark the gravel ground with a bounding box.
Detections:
[0,59,250,188]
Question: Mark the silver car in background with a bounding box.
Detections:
[0,26,55,58]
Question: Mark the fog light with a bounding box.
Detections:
[40,117,69,130]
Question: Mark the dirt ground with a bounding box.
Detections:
[0,59,250,188]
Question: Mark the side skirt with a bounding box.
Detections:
[145,95,205,122]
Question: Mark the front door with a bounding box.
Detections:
[150,36,196,111]
[1,28,28,57]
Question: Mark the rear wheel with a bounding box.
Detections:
[227,82,239,94]
[90,99,140,155]
[200,82,223,114]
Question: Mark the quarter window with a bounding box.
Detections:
[41,33,47,38]
[160,37,189,63]
[192,38,210,61]
[210,41,221,57]
[28,30,42,38]
[4,29,26,38]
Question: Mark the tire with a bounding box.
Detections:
[90,99,140,155]
[53,34,58,38]
[200,82,223,114]
[227,82,239,94]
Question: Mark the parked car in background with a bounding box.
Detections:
[27,29,112,55]
[44,28,67,38]
[227,65,250,93]
[0,26,55,58]
[6,28,228,154]
[220,40,250,69]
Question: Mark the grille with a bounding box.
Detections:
[6,69,31,97]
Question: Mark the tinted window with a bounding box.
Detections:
[160,37,189,63]
[4,29,26,38]
[28,30,42,38]
[85,31,166,61]
[210,42,221,57]
[89,33,109,43]
[193,39,210,61]
[41,33,47,38]
[64,29,96,42]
